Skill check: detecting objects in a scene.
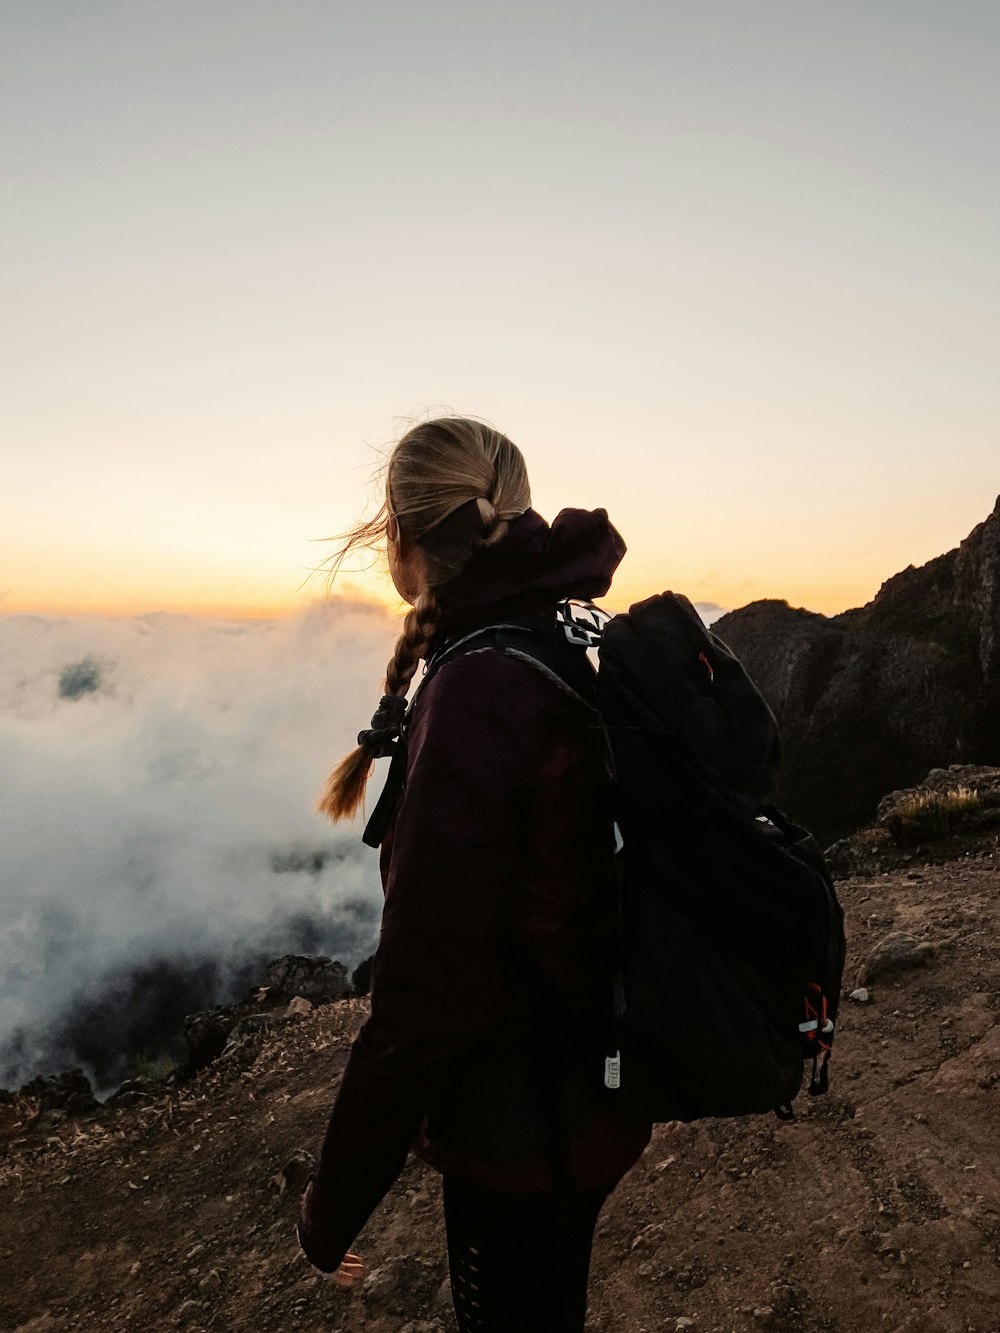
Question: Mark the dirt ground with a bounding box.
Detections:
[2,849,999,1333]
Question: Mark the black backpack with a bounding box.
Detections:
[363,591,846,1124]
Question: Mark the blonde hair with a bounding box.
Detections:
[316,417,531,821]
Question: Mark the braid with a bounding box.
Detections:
[315,590,439,823]
[384,590,438,695]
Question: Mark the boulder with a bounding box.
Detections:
[18,1068,98,1115]
[351,954,374,997]
[183,1008,237,1071]
[824,838,879,878]
[877,764,1000,843]
[225,1015,274,1043]
[104,1076,159,1108]
[262,954,348,1004]
[274,1148,313,1197]
[856,932,936,988]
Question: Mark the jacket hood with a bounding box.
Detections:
[431,505,626,641]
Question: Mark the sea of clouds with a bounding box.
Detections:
[0,600,398,1092]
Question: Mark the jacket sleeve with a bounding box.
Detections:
[298,651,553,1272]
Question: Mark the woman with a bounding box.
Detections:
[297,417,653,1331]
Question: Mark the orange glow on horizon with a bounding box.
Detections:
[0,570,884,623]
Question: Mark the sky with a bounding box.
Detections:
[2,0,998,620]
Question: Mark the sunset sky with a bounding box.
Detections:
[3,1,997,621]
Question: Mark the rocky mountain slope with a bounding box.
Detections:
[713,497,1000,844]
[2,777,999,1333]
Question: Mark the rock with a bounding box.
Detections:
[183,1008,237,1071]
[216,1020,270,1071]
[362,1256,440,1314]
[631,1222,665,1251]
[18,1068,98,1115]
[399,1323,445,1333]
[820,762,1000,875]
[849,988,870,1003]
[878,764,1000,821]
[262,954,348,1003]
[351,954,374,997]
[676,1320,696,1330]
[713,498,1000,843]
[856,932,936,987]
[230,1015,275,1040]
[877,767,998,844]
[275,1149,313,1197]
[205,955,350,1050]
[104,1076,159,1108]
[824,839,866,878]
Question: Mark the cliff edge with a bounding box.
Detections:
[714,497,1000,843]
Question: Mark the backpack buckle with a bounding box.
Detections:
[604,1050,622,1090]
[556,599,608,648]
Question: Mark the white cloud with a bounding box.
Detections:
[0,600,398,1090]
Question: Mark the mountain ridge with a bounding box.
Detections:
[713,496,1000,842]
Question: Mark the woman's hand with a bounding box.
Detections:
[295,1183,365,1287]
[331,1251,365,1289]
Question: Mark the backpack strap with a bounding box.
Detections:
[361,731,410,849]
[361,612,602,849]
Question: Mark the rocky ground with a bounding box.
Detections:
[2,824,999,1331]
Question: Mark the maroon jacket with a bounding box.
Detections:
[298,508,653,1272]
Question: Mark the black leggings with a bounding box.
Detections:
[441,1174,613,1333]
